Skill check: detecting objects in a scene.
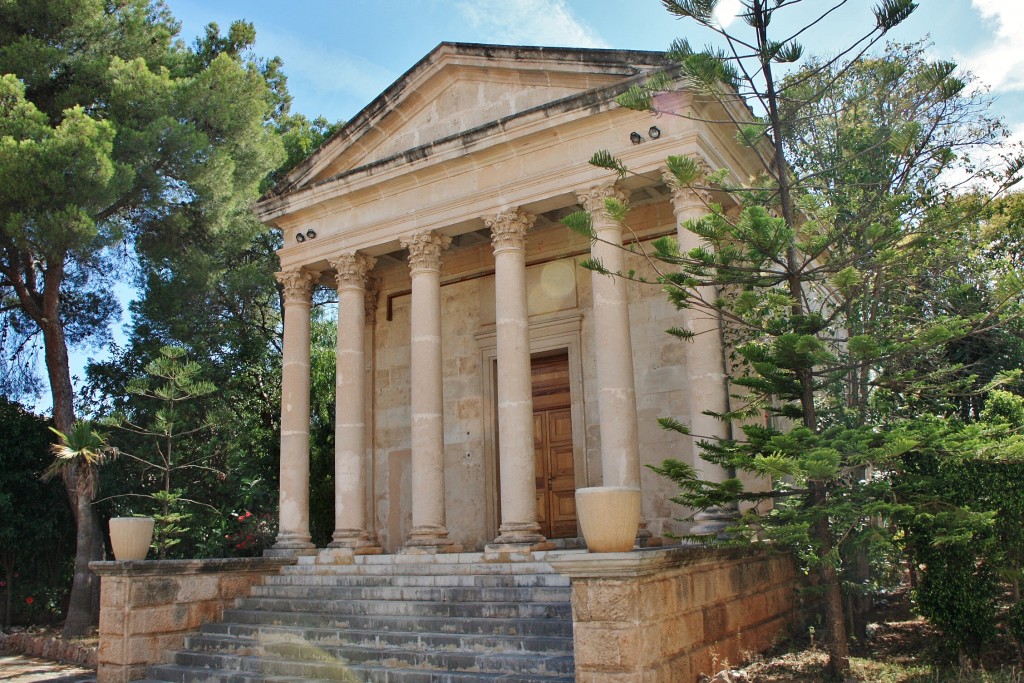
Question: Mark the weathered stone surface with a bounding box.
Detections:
[91,558,292,683]
[552,547,800,683]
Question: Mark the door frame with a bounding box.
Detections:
[475,309,588,541]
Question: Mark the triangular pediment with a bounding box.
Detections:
[272,43,670,195]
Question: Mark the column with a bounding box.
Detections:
[485,209,547,548]
[271,268,318,553]
[578,186,643,490]
[664,172,734,535]
[400,231,458,551]
[327,252,380,551]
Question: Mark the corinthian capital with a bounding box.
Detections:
[661,165,712,209]
[485,209,535,254]
[576,184,630,214]
[275,269,317,304]
[329,252,377,290]
[401,231,452,274]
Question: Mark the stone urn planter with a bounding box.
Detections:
[109,517,154,561]
[575,486,641,552]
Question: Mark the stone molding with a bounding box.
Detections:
[401,231,452,274]
[485,208,535,254]
[329,252,377,290]
[275,268,317,303]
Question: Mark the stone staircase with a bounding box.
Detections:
[138,551,577,683]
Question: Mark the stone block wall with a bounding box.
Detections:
[90,557,293,683]
[550,546,800,683]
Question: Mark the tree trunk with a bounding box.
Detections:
[62,467,102,638]
[40,316,103,639]
[811,480,851,678]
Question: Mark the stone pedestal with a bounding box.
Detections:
[549,547,799,682]
[91,558,293,683]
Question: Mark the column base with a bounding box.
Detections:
[402,526,461,554]
[328,531,383,554]
[265,533,316,557]
[493,522,547,546]
[689,506,738,538]
[636,518,658,548]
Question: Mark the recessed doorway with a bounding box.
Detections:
[531,352,577,539]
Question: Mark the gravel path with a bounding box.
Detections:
[0,654,96,682]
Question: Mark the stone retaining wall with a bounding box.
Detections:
[89,557,294,683]
[0,630,98,667]
[549,546,801,683]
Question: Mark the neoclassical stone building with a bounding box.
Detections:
[254,43,761,556]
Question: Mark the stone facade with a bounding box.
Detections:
[90,558,293,683]
[254,43,766,554]
[550,547,800,682]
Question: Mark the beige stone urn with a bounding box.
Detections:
[575,486,641,552]
[109,517,154,561]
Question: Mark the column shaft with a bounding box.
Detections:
[401,231,456,550]
[329,253,378,550]
[486,209,546,547]
[666,178,734,535]
[272,268,317,552]
[579,186,642,489]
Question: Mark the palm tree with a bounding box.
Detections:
[42,422,117,638]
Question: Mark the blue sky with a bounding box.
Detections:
[159,0,1024,138]
[52,0,1024,411]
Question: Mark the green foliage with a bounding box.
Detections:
[576,0,1023,673]
[104,345,219,559]
[0,398,74,627]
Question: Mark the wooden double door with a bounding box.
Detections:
[530,353,578,539]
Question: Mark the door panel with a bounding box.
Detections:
[531,354,578,539]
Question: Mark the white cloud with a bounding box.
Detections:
[962,2,1024,93]
[712,0,744,29]
[455,0,609,48]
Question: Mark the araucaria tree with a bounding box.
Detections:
[0,1,284,636]
[566,0,1024,677]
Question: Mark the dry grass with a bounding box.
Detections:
[728,618,1024,682]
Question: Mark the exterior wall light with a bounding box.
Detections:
[630,131,643,145]
[306,229,317,239]
[649,126,661,139]
[295,233,305,243]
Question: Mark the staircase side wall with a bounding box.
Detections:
[89,558,294,683]
[550,547,801,683]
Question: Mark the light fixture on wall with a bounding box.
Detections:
[630,131,643,145]
[306,229,317,239]
[648,126,661,140]
[295,233,306,243]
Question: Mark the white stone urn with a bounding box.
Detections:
[109,517,154,561]
[575,486,641,552]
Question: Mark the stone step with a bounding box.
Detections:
[188,626,573,656]
[277,561,560,577]
[143,664,574,683]
[156,647,573,679]
[216,609,574,638]
[233,597,572,620]
[262,572,570,588]
[247,584,570,603]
